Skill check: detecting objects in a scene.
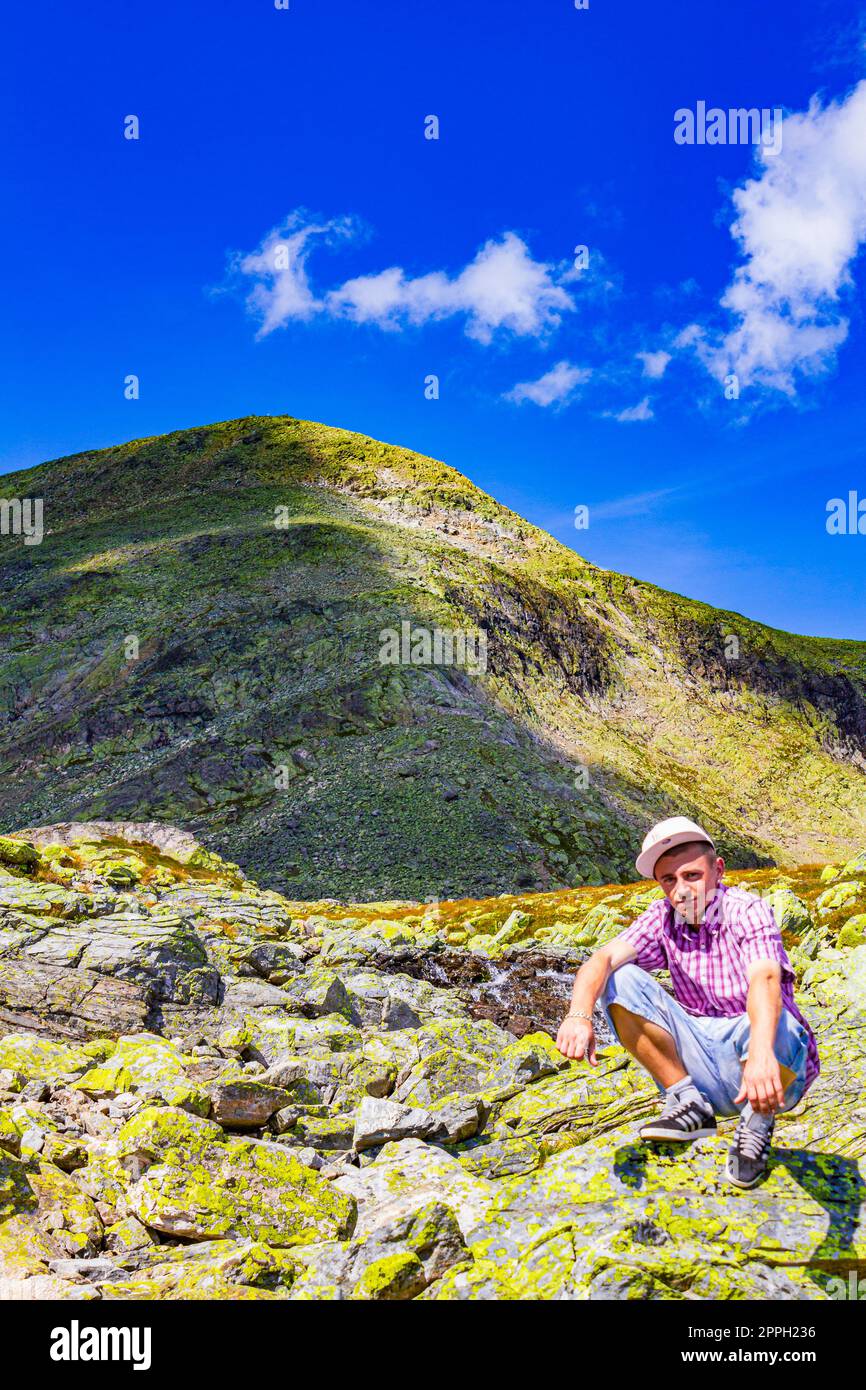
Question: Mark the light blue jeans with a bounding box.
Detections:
[599,964,811,1117]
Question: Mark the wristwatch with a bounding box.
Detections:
[566,1008,593,1021]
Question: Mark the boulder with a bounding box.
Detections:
[761,886,812,935]
[74,1034,188,1098]
[393,1046,488,1108]
[0,837,40,869]
[353,1096,436,1150]
[206,1080,289,1128]
[489,910,533,949]
[287,1198,468,1300]
[816,881,864,914]
[838,915,866,949]
[425,1095,484,1143]
[0,1034,96,1083]
[291,1114,357,1151]
[115,1105,357,1245]
[381,996,422,1030]
[334,1137,495,1241]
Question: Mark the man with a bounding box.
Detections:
[555,816,819,1188]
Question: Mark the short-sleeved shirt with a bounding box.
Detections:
[617,882,819,1092]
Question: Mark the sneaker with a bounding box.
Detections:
[725,1112,774,1188]
[638,1092,717,1142]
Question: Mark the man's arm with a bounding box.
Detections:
[556,935,637,1063]
[734,959,785,1114]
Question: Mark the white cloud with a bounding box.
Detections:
[234,212,357,338]
[592,487,676,520]
[504,360,591,407]
[232,215,576,344]
[615,397,654,422]
[636,349,671,379]
[674,324,704,350]
[327,231,575,342]
[701,79,866,393]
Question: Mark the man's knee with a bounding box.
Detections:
[601,962,645,1005]
[776,1008,808,1052]
[732,1009,809,1102]
[734,1007,807,1064]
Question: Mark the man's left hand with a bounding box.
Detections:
[734,1051,785,1114]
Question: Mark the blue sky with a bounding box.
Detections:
[2,0,866,637]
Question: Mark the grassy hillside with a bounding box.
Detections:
[1,414,865,896]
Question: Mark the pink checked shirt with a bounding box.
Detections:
[619,882,820,1092]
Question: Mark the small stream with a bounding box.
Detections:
[374,945,616,1045]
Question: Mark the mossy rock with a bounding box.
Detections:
[351,1249,426,1300]
[761,886,812,934]
[0,1035,95,1083]
[116,1105,357,1245]
[0,1110,21,1157]
[76,1151,133,1211]
[0,1152,103,1267]
[0,837,39,868]
[490,911,534,948]
[838,914,866,949]
[415,1257,518,1299]
[394,1046,488,1108]
[74,1034,192,1098]
[103,1213,156,1253]
[815,881,864,913]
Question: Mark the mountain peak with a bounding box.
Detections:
[2,415,865,895]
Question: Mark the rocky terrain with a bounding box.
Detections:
[2,415,866,898]
[1,822,864,1301]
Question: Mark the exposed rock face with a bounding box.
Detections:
[0,823,864,1300]
[8,823,217,867]
[2,415,866,899]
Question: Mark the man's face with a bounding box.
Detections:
[654,844,724,925]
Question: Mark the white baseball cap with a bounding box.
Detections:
[635,816,717,880]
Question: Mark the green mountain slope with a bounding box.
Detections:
[1,414,865,896]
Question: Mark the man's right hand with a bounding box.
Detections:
[555,1015,597,1065]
